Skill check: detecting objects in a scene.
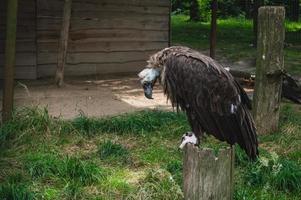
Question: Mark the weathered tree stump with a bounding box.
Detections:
[253,7,285,134]
[183,144,235,200]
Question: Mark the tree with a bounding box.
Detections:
[190,0,201,21]
[253,0,264,46]
[290,0,299,21]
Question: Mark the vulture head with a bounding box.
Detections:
[138,68,160,99]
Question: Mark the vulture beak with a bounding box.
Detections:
[138,67,160,100]
[143,82,153,99]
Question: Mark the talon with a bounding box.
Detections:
[179,132,198,149]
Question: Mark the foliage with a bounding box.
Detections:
[172,0,301,21]
[244,152,301,193]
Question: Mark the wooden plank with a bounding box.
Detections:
[69,29,168,41]
[37,16,168,31]
[37,29,168,42]
[73,0,170,7]
[0,66,37,79]
[38,4,169,16]
[38,60,146,77]
[38,50,157,65]
[0,29,36,40]
[253,7,285,134]
[0,41,36,53]
[0,53,36,66]
[38,41,168,53]
[183,145,234,200]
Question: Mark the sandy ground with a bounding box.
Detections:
[0,75,172,119]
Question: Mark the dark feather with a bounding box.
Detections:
[157,47,258,159]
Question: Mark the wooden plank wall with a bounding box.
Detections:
[0,0,37,79]
[37,0,170,78]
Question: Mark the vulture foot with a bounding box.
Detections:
[179,131,198,149]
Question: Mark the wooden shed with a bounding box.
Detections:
[0,0,171,79]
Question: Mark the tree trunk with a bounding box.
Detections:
[2,0,18,122]
[253,6,285,135]
[253,0,264,47]
[290,0,299,22]
[245,0,252,18]
[189,0,200,21]
[210,0,218,59]
[55,0,72,87]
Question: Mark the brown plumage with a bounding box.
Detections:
[144,46,258,159]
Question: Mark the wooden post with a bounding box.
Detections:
[253,7,285,134]
[183,145,235,200]
[2,0,18,122]
[210,0,218,59]
[55,0,72,87]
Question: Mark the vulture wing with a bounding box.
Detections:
[163,52,258,159]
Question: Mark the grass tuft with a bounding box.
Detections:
[166,160,183,186]
[98,141,130,164]
[24,153,106,185]
[72,110,188,136]
[0,182,34,200]
[244,152,301,193]
[128,169,183,200]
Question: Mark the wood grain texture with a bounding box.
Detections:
[1,0,170,79]
[183,144,234,200]
[253,7,285,134]
[36,0,170,77]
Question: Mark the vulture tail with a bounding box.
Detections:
[282,73,301,104]
[240,107,259,160]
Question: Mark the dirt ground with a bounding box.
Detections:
[0,74,172,119]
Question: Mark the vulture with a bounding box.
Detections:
[138,46,258,160]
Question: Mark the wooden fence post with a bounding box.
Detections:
[55,0,72,87]
[253,7,285,135]
[183,144,235,200]
[2,0,18,122]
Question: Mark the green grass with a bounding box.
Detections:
[98,141,130,164]
[172,15,301,75]
[0,105,300,199]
